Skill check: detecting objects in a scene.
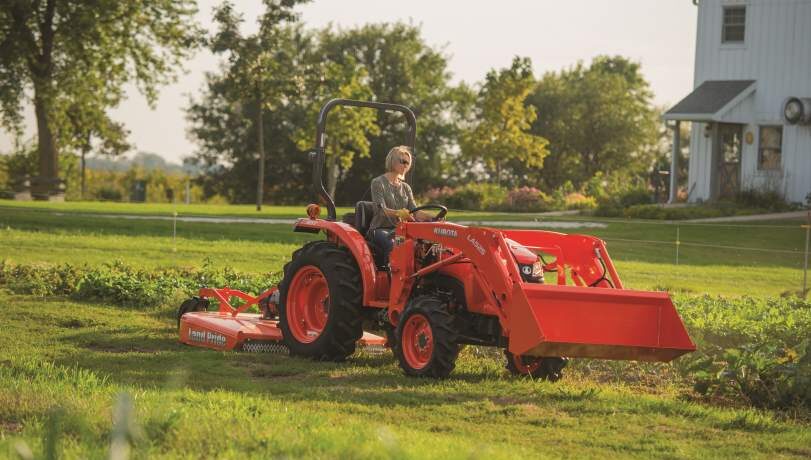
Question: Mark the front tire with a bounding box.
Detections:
[395,295,459,378]
[505,351,568,382]
[278,241,363,361]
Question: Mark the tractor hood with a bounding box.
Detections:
[505,238,538,265]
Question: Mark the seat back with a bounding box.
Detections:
[354,201,378,237]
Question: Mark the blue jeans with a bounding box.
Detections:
[370,228,394,267]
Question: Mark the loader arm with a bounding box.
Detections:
[391,222,695,362]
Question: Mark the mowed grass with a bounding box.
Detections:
[0,202,810,457]
[0,203,805,297]
[1,294,809,459]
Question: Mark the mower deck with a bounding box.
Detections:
[179,311,386,353]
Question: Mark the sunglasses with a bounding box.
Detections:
[399,158,411,166]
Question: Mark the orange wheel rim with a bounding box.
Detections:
[287,265,329,343]
[402,313,433,369]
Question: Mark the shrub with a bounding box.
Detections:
[735,189,792,212]
[0,260,280,308]
[676,295,811,410]
[97,186,123,202]
[618,188,652,208]
[504,187,552,212]
[439,183,508,211]
[563,192,596,210]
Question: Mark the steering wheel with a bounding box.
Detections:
[411,204,448,221]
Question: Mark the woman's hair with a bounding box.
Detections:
[385,145,412,175]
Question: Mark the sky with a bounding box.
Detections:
[0,0,698,164]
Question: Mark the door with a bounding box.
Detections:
[716,123,743,200]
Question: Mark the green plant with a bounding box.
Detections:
[563,192,596,210]
[676,295,811,411]
[735,189,792,212]
[443,183,508,211]
[0,259,280,308]
[97,186,123,202]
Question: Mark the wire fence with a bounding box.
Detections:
[162,207,811,297]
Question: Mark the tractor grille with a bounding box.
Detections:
[241,341,289,354]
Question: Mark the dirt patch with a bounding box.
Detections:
[250,367,307,379]
[59,319,87,329]
[490,396,522,406]
[0,420,23,434]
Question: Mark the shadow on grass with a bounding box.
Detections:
[52,326,525,406]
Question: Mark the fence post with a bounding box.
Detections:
[675,225,680,266]
[172,211,178,253]
[803,211,810,298]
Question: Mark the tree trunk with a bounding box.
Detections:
[33,87,59,190]
[495,159,502,187]
[81,147,87,199]
[326,153,339,200]
[256,95,265,211]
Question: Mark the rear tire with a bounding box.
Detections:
[278,241,363,361]
[176,297,209,329]
[395,295,459,378]
[505,350,567,382]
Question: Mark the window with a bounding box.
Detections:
[758,126,782,170]
[722,6,746,43]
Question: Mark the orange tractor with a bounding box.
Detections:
[178,99,695,379]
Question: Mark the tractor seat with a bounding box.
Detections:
[353,201,389,269]
[354,201,378,238]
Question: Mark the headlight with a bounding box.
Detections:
[519,259,544,283]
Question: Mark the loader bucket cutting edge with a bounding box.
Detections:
[508,283,695,362]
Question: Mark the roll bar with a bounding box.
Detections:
[311,99,417,221]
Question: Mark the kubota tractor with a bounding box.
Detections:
[178,99,695,379]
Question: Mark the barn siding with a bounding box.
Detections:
[687,0,811,203]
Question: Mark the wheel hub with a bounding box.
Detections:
[401,313,434,370]
[286,265,330,343]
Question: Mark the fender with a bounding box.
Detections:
[294,218,380,305]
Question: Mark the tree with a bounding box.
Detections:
[0,0,201,197]
[527,56,659,189]
[291,38,380,199]
[188,22,463,205]
[460,57,549,186]
[316,23,463,202]
[187,26,312,204]
[209,0,309,210]
[63,98,130,199]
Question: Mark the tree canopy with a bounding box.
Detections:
[526,56,660,189]
[188,21,465,205]
[0,0,201,193]
[460,57,549,186]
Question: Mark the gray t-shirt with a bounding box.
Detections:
[368,174,417,233]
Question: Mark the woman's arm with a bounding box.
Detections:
[404,183,432,221]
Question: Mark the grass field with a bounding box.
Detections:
[1,201,806,297]
[0,201,809,458]
[1,294,809,459]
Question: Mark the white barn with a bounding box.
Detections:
[664,0,811,204]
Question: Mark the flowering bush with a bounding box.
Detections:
[505,186,552,212]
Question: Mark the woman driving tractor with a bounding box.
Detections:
[367,145,432,264]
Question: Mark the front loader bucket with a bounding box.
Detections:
[508,284,695,362]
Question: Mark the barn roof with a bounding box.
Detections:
[664,80,756,121]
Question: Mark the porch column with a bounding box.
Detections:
[668,120,681,204]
